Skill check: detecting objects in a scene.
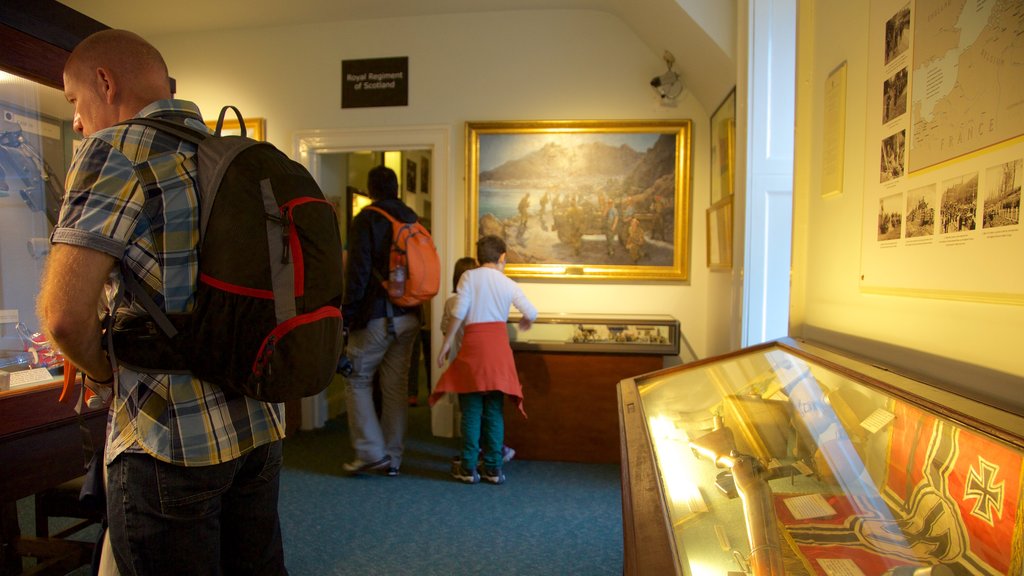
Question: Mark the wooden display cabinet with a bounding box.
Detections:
[505,313,680,464]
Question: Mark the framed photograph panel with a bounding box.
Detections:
[405,158,417,193]
[466,120,692,281]
[710,88,736,205]
[707,197,732,270]
[205,116,265,141]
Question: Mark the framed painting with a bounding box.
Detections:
[466,120,692,281]
[205,116,265,141]
[349,187,371,218]
[405,158,417,193]
[710,88,736,205]
[707,197,732,270]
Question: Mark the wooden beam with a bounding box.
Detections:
[0,0,107,88]
[0,23,69,89]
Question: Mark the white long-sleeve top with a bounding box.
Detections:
[452,266,537,326]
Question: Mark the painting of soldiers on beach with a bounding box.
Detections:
[468,121,691,280]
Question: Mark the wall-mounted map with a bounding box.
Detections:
[909,0,1024,172]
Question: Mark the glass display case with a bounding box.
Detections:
[1,13,110,572]
[507,312,680,356]
[618,337,1024,576]
[0,66,76,394]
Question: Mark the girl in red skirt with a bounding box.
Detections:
[432,235,537,484]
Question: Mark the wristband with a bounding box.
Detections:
[89,373,114,385]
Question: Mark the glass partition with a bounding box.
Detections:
[0,70,76,391]
[507,313,679,355]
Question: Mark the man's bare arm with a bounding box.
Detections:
[37,244,116,381]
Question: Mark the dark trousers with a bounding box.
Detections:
[107,441,287,576]
[459,391,505,469]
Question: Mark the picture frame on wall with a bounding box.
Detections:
[707,197,732,270]
[466,119,692,281]
[346,186,372,232]
[710,88,736,205]
[349,187,372,217]
[420,160,430,194]
[405,158,417,193]
[205,116,265,141]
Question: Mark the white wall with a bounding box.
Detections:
[150,9,713,364]
[792,2,1024,406]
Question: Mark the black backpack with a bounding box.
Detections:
[109,106,344,402]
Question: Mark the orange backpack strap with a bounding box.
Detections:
[364,205,398,224]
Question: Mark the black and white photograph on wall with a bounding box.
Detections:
[905,184,936,238]
[940,172,978,234]
[420,160,430,194]
[983,158,1021,229]
[877,192,903,241]
[884,4,911,65]
[405,158,417,193]
[862,0,1024,299]
[882,68,907,124]
[880,130,905,183]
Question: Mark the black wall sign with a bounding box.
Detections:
[341,57,408,109]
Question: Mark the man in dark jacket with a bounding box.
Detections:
[342,165,420,476]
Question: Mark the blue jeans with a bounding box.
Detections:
[107,441,287,576]
[459,391,505,469]
[344,313,420,468]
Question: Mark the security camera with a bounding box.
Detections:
[650,70,682,100]
[650,50,683,102]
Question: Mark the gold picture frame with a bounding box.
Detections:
[466,120,692,281]
[710,88,736,205]
[205,117,265,141]
[707,197,732,270]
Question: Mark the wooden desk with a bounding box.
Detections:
[0,380,106,574]
[0,381,106,500]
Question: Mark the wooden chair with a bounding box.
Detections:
[17,475,100,575]
[34,475,100,539]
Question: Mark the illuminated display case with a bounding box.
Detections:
[617,337,1024,575]
[507,313,680,356]
[0,61,76,394]
[1,10,111,572]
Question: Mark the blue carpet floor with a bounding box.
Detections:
[18,404,624,575]
[280,405,624,575]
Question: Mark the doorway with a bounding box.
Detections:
[742,0,795,347]
[292,125,451,431]
[318,149,433,246]
[318,149,434,423]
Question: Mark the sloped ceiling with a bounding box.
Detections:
[58,0,736,111]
